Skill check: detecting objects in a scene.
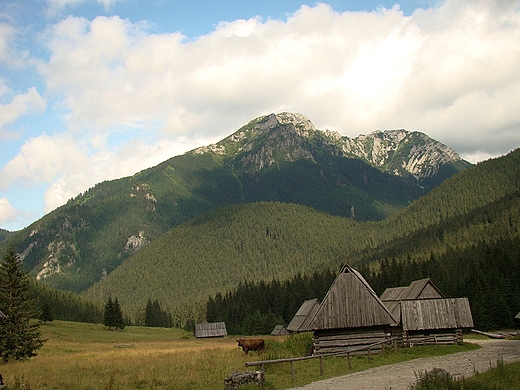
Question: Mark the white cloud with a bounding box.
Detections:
[37,1,520,160]
[0,86,46,138]
[0,197,17,226]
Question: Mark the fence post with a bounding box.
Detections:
[319,356,324,376]
[393,338,397,352]
[347,353,352,369]
[290,361,295,382]
[367,347,371,363]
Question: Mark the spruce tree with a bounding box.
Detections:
[0,247,46,362]
[112,297,125,330]
[39,301,54,324]
[103,296,115,330]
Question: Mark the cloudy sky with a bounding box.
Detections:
[1,0,519,231]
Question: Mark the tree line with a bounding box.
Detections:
[205,236,520,334]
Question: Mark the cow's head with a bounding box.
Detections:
[236,339,244,347]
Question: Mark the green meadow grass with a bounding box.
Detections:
[1,321,481,390]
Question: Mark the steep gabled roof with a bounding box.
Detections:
[400,298,474,331]
[381,279,446,326]
[287,298,320,333]
[194,321,227,338]
[271,325,290,336]
[309,265,396,330]
[380,278,445,302]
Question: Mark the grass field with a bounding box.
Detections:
[0,321,481,389]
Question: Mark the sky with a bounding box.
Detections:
[1,0,519,232]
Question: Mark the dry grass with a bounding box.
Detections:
[0,321,480,390]
[1,321,264,389]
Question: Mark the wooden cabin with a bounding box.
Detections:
[381,279,473,346]
[381,278,445,325]
[400,298,474,345]
[287,298,320,333]
[308,265,396,355]
[271,325,290,336]
[194,321,227,338]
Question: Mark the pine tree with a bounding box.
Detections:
[0,247,46,362]
[39,301,54,324]
[103,296,115,330]
[112,297,125,330]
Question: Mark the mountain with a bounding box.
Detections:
[0,112,470,294]
[0,228,12,243]
[82,148,519,322]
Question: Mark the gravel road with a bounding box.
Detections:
[289,339,520,390]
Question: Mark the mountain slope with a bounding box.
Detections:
[83,149,519,320]
[0,112,470,293]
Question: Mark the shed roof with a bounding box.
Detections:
[309,265,396,330]
[194,321,227,338]
[287,298,320,333]
[400,298,474,331]
[271,325,290,336]
[380,278,444,302]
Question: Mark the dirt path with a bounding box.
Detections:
[289,339,520,390]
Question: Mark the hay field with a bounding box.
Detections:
[1,321,262,389]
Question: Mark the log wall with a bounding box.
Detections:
[313,327,390,355]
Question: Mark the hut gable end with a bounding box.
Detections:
[310,265,396,330]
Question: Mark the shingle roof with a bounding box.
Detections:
[400,298,474,331]
[271,325,290,336]
[194,321,227,338]
[287,298,320,333]
[380,278,444,301]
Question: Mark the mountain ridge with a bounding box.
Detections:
[0,112,471,294]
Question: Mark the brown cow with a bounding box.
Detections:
[236,338,265,355]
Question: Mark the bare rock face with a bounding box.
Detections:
[205,112,469,184]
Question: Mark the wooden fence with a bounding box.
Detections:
[245,337,397,382]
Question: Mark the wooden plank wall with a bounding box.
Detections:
[403,329,463,346]
[313,328,389,355]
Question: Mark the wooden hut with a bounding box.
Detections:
[381,279,473,345]
[194,321,227,338]
[287,298,320,333]
[308,265,396,355]
[400,298,474,345]
[271,325,290,336]
[381,278,445,325]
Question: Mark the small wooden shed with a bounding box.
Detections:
[381,278,445,325]
[514,311,520,327]
[308,265,396,355]
[271,325,290,336]
[400,298,474,345]
[194,321,227,338]
[287,298,320,333]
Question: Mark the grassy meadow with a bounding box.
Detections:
[0,321,481,390]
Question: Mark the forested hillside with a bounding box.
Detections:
[83,149,519,327]
[0,113,468,295]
